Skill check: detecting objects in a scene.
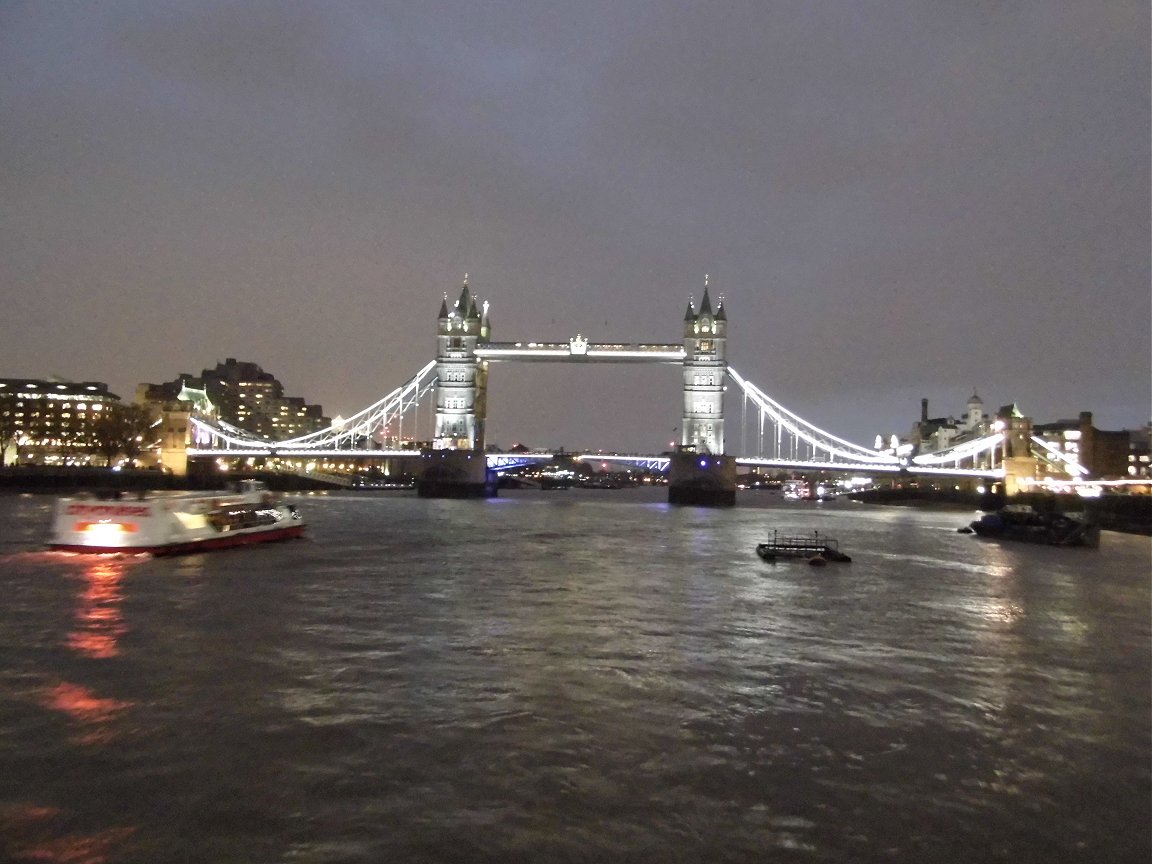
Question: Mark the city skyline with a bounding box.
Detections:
[9,343,1144,460]
[1,2,1148,453]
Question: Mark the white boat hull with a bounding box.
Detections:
[48,483,305,555]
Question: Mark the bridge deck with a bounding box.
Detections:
[475,342,684,362]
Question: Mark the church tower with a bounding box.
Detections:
[965,391,984,432]
[681,277,727,454]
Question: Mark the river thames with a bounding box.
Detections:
[0,489,1148,863]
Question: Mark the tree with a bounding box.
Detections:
[90,404,157,467]
[120,404,159,466]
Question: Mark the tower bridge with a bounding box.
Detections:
[179,278,1085,503]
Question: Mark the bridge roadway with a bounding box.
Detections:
[512,453,1000,479]
[474,340,685,363]
[187,448,1002,480]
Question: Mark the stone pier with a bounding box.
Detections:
[667,451,737,507]
[417,449,498,499]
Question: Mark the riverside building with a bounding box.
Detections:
[0,378,121,466]
[138,358,329,442]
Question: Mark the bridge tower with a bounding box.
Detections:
[158,406,192,476]
[681,280,726,454]
[422,278,496,497]
[669,279,737,506]
[433,278,489,450]
[999,405,1038,497]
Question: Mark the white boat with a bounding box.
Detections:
[48,480,304,555]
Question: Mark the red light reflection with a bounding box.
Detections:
[42,682,132,746]
[66,561,127,659]
[0,802,135,863]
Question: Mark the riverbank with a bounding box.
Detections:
[0,466,341,494]
[850,487,1151,535]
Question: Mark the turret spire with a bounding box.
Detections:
[699,284,713,316]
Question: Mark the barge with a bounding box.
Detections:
[967,504,1099,548]
[756,530,852,563]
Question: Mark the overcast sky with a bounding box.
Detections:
[1,1,1148,452]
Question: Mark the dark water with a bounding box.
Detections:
[0,489,1148,863]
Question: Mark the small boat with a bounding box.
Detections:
[966,504,1099,548]
[48,480,305,555]
[756,530,852,563]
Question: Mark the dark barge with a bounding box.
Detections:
[756,530,852,563]
[967,505,1100,547]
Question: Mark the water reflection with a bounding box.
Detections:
[971,542,1025,627]
[66,560,127,659]
[53,560,135,745]
[0,803,135,863]
[42,681,132,746]
[0,494,1146,863]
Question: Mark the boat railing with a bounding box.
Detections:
[760,530,840,551]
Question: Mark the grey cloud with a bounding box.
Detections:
[0,0,1146,451]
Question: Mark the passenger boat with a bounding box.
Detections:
[967,504,1099,548]
[756,530,852,563]
[48,480,304,555]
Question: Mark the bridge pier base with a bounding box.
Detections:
[1001,455,1040,498]
[667,452,737,507]
[417,449,498,499]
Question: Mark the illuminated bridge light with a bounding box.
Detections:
[185,352,1057,484]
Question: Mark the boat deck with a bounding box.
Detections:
[756,531,852,562]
